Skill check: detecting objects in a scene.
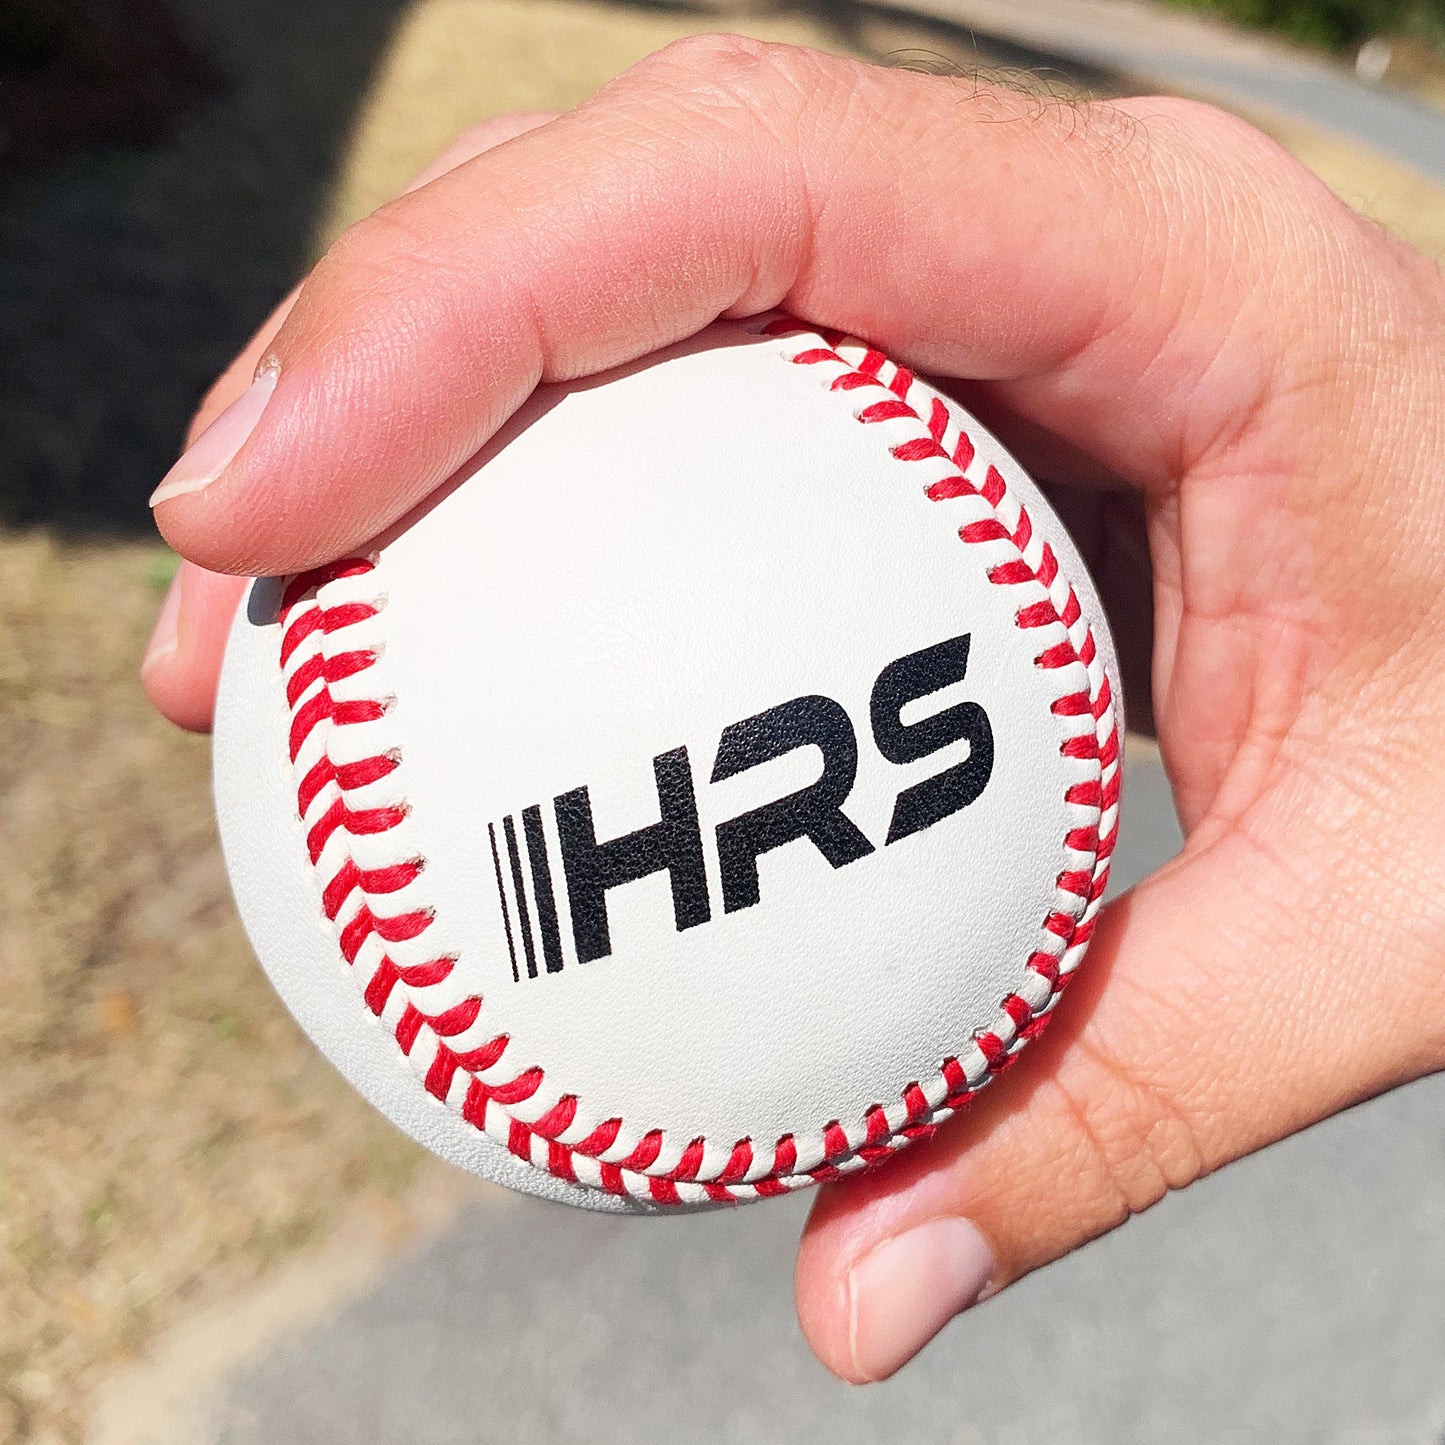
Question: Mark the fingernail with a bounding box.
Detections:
[150,364,278,507]
[847,1218,997,1382]
[142,569,183,677]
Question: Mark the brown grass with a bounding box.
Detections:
[0,536,425,1441]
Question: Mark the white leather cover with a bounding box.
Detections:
[213,318,1122,1212]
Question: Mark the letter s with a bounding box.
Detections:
[870,634,993,845]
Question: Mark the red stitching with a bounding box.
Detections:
[280,321,1121,1205]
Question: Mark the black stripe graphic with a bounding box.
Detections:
[523,804,564,975]
[503,814,539,980]
[488,821,519,984]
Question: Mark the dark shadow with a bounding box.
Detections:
[0,0,412,533]
[0,0,1126,538]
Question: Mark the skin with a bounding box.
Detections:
[142,38,1445,1382]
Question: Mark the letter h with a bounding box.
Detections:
[554,747,711,964]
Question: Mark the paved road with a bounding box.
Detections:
[887,0,1445,180]
[207,750,1445,1443]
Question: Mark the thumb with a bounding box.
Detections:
[793,811,1441,1383]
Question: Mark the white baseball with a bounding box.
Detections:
[214,318,1122,1212]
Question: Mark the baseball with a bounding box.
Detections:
[213,317,1122,1212]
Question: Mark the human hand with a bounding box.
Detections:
[142,38,1445,1383]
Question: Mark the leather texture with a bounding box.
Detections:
[213,318,1122,1211]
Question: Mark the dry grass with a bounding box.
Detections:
[1,3,1442,1441]
[0,536,425,1442]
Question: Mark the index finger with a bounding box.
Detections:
[149,35,1339,576]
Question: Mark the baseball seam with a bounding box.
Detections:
[277,318,1122,1207]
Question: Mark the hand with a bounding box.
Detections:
[143,37,1445,1382]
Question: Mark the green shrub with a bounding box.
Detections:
[1164,0,1445,49]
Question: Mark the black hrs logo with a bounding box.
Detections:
[488,633,993,981]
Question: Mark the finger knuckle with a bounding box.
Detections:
[1048,1042,1211,1224]
[640,31,773,81]
[1132,95,1279,161]
[1134,95,1347,243]
[1120,96,1379,322]
[626,32,821,116]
